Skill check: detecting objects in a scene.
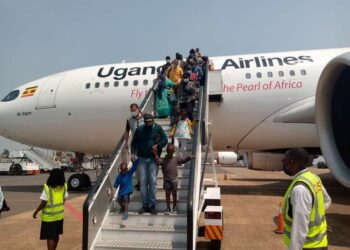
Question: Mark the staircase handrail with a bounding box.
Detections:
[187,65,208,250]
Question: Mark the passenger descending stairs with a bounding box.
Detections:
[93,119,191,250]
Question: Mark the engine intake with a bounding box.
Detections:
[316,52,350,188]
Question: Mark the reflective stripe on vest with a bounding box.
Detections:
[283,229,327,243]
[282,170,328,248]
[41,183,67,222]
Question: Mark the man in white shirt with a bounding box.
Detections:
[282,148,331,250]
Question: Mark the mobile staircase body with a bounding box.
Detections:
[83,66,223,250]
[15,149,58,171]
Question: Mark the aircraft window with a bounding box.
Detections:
[143,79,148,85]
[114,81,119,87]
[278,71,284,77]
[245,73,251,79]
[301,70,307,76]
[256,72,262,78]
[1,90,20,102]
[133,80,138,86]
[104,82,109,88]
[290,70,295,76]
[95,82,100,88]
[124,80,129,87]
[85,83,91,89]
[267,72,273,77]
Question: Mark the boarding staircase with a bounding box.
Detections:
[83,66,223,250]
[20,149,58,171]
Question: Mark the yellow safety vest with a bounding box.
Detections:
[41,183,67,222]
[283,170,328,249]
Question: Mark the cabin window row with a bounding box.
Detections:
[245,69,307,79]
[85,79,149,89]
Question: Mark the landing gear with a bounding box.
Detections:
[67,152,91,191]
[68,173,90,191]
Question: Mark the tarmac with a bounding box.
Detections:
[0,167,349,250]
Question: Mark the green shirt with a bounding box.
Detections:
[131,123,168,158]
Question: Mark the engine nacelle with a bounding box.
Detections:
[316,52,350,188]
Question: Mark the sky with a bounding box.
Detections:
[0,0,350,152]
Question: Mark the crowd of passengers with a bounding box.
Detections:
[115,49,213,220]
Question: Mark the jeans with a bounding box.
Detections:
[138,157,158,208]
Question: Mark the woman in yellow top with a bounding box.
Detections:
[168,60,183,85]
[33,168,68,250]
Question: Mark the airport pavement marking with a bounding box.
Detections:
[65,201,83,223]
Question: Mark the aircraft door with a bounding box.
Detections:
[36,74,65,109]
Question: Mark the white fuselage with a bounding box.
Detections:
[0,48,349,154]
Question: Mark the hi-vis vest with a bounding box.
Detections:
[283,170,327,249]
[41,183,67,222]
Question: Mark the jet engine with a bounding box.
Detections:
[316,52,350,188]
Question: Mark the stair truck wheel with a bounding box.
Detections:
[81,173,91,188]
[209,240,221,250]
[68,173,86,191]
[13,164,22,175]
[8,164,15,175]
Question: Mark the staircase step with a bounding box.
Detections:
[154,119,171,125]
[100,224,187,242]
[106,212,187,226]
[131,188,188,199]
[126,199,187,212]
[131,180,188,190]
[94,239,187,250]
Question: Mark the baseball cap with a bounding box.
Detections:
[143,113,154,122]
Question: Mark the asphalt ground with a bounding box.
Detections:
[0,167,349,250]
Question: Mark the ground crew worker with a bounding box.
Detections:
[281,148,332,250]
[33,168,68,250]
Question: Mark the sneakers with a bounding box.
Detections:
[171,206,178,214]
[122,212,128,220]
[138,207,148,214]
[164,207,171,215]
[149,206,157,215]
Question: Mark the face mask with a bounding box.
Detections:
[131,111,138,117]
[145,124,153,129]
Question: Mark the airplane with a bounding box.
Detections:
[1,47,350,189]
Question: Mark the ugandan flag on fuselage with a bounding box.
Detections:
[21,86,38,97]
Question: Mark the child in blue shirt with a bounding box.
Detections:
[114,159,139,220]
